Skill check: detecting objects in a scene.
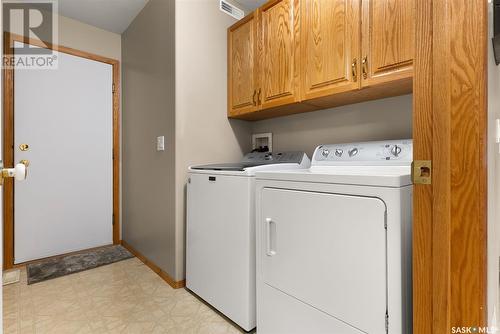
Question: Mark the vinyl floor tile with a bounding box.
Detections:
[3,258,248,333]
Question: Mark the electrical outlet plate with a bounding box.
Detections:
[157,136,165,151]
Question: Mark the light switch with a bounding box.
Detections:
[157,136,165,151]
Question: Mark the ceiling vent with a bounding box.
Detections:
[220,0,244,20]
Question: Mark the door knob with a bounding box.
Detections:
[19,144,29,151]
[0,160,29,184]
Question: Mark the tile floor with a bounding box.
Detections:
[3,257,245,334]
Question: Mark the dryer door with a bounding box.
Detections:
[260,188,387,333]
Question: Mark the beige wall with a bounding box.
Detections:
[252,95,413,157]
[57,15,121,61]
[174,0,253,280]
[7,14,121,61]
[122,0,177,276]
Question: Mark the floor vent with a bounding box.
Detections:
[220,0,244,20]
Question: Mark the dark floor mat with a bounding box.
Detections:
[26,245,134,285]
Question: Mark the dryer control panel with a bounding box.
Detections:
[313,139,413,166]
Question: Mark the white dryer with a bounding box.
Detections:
[255,140,413,334]
[186,151,310,331]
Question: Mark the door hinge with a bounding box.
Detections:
[384,210,387,229]
[411,160,432,185]
[385,312,389,333]
[112,214,115,226]
[112,83,116,94]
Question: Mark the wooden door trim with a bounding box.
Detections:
[2,32,121,269]
[413,0,487,332]
[412,0,433,332]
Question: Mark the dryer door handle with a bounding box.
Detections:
[266,218,277,256]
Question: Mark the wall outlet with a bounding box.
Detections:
[157,136,165,151]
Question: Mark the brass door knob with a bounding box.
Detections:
[19,144,29,151]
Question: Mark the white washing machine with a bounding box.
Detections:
[186,151,310,331]
[255,140,413,334]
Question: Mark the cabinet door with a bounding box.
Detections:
[361,0,414,87]
[228,13,258,116]
[301,0,361,100]
[260,0,301,109]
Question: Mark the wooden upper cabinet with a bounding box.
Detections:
[301,0,361,100]
[361,0,415,87]
[260,0,301,109]
[227,0,415,120]
[228,13,258,116]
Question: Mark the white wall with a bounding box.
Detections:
[488,1,500,327]
[175,0,253,280]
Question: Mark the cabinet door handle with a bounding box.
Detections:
[252,90,257,106]
[362,56,368,79]
[351,58,358,82]
[257,88,261,105]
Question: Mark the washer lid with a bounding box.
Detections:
[189,152,311,176]
[190,163,250,172]
[255,166,411,187]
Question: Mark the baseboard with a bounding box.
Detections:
[120,240,185,289]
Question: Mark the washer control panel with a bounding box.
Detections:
[313,139,413,166]
[242,151,306,164]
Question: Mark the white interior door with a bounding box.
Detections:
[14,42,113,264]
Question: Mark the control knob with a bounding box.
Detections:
[390,145,402,157]
[335,149,343,157]
[348,148,359,157]
[321,148,330,158]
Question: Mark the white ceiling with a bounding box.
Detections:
[236,0,267,11]
[58,0,149,34]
